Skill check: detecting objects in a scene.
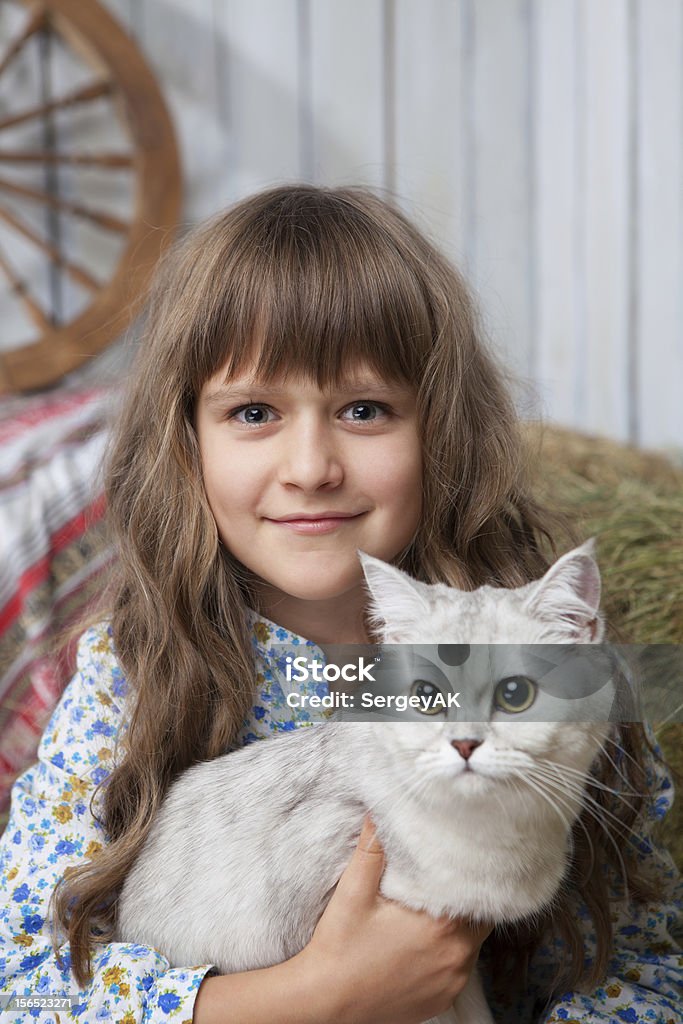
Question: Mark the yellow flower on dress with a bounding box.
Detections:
[86,840,103,859]
[12,934,33,947]
[6,867,17,881]
[649,941,674,954]
[606,984,622,997]
[103,966,125,988]
[96,690,113,707]
[253,622,270,645]
[53,804,73,824]
[93,636,112,657]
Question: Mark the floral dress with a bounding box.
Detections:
[0,615,681,1023]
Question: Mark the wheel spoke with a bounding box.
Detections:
[0,6,47,80]
[0,202,100,292]
[0,0,182,391]
[0,245,53,331]
[0,177,129,232]
[0,149,133,167]
[0,79,112,133]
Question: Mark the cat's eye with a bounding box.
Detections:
[494,676,537,714]
[410,679,445,715]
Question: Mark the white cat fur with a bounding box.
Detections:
[117,540,612,1024]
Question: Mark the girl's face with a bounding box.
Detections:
[195,359,422,641]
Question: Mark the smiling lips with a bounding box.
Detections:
[267,511,366,535]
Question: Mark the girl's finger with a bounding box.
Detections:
[335,814,386,902]
[357,813,384,854]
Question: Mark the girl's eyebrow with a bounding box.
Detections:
[203,378,409,405]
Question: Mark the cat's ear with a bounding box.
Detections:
[357,550,430,641]
[521,538,604,641]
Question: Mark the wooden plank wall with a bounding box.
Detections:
[0,0,681,449]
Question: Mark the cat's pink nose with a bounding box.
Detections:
[451,739,482,761]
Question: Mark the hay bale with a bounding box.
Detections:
[526,422,683,870]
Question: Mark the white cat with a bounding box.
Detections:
[117,540,616,1024]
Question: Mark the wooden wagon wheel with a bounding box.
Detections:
[0,0,182,392]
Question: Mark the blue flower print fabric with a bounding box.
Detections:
[0,614,330,1023]
[0,615,681,1023]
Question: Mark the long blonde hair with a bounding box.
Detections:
[51,183,660,999]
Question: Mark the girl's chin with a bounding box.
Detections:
[255,559,365,598]
[271,582,360,603]
[258,571,366,604]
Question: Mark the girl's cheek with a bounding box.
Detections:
[366,430,421,471]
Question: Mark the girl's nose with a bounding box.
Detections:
[277,424,344,490]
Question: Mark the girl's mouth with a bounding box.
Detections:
[267,513,366,535]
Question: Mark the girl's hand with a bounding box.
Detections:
[289,814,492,1024]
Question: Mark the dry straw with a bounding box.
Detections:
[527,422,683,869]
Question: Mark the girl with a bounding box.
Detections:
[0,184,680,1024]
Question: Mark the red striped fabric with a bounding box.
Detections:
[0,386,116,827]
[0,495,107,633]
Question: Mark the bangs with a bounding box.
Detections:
[190,188,437,393]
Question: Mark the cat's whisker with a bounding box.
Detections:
[532,757,630,802]
[508,770,599,904]
[557,801,630,902]
[600,733,645,775]
[651,698,683,732]
[530,764,627,820]
[490,780,512,820]
[508,768,574,834]
[510,769,596,882]
[590,739,644,794]
[536,757,644,802]
[537,756,626,791]
[532,767,647,845]
[525,768,632,899]
[578,789,648,846]
[566,803,596,884]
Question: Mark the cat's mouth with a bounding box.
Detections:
[451,759,502,787]
[454,763,486,783]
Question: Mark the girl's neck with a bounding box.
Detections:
[254,583,371,645]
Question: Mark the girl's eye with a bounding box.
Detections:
[228,404,276,426]
[341,401,390,422]
[226,401,390,427]
[494,676,537,714]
